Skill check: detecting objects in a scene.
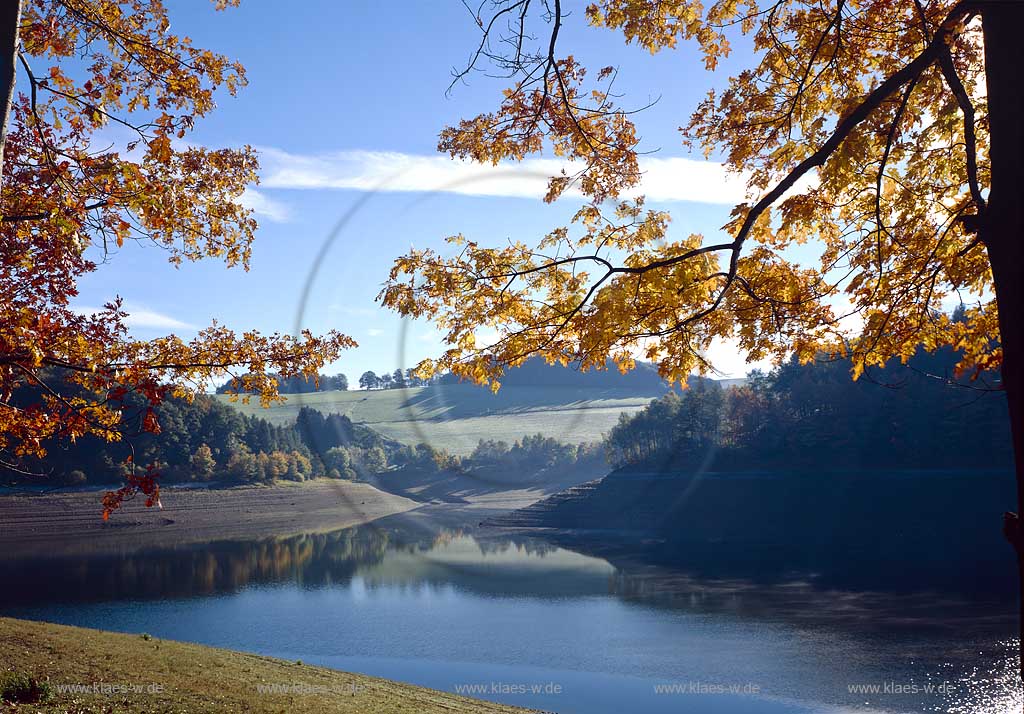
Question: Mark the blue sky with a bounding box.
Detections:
[73,0,772,383]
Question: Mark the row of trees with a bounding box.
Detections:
[606,349,1012,472]
[469,435,604,475]
[384,434,605,479]
[216,373,349,395]
[358,369,432,390]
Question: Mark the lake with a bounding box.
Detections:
[0,516,1018,714]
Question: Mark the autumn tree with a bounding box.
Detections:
[381,0,1024,691]
[0,1,353,517]
[189,443,216,482]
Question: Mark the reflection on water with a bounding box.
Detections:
[0,522,1019,714]
[0,526,393,604]
[0,526,606,606]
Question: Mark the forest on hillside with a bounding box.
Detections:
[608,349,1011,472]
[4,379,602,488]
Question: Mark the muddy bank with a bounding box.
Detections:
[0,480,418,559]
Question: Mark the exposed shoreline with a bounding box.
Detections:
[0,479,419,559]
[0,617,535,713]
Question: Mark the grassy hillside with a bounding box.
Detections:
[0,618,533,713]
[218,384,658,455]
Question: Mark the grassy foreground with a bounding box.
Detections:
[219,383,655,455]
[0,618,534,713]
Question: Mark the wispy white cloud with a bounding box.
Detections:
[239,187,290,222]
[73,304,195,331]
[257,147,762,205]
[366,328,385,337]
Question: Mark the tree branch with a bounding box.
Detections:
[937,43,986,215]
[2,200,108,222]
[720,1,977,301]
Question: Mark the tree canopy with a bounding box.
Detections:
[0,1,352,512]
[381,0,993,390]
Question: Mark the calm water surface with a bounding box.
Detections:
[0,521,1018,714]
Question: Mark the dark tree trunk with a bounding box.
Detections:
[0,0,22,185]
[980,2,1024,702]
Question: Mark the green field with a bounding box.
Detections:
[217,384,657,455]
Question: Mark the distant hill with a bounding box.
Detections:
[218,358,684,455]
[438,357,670,392]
